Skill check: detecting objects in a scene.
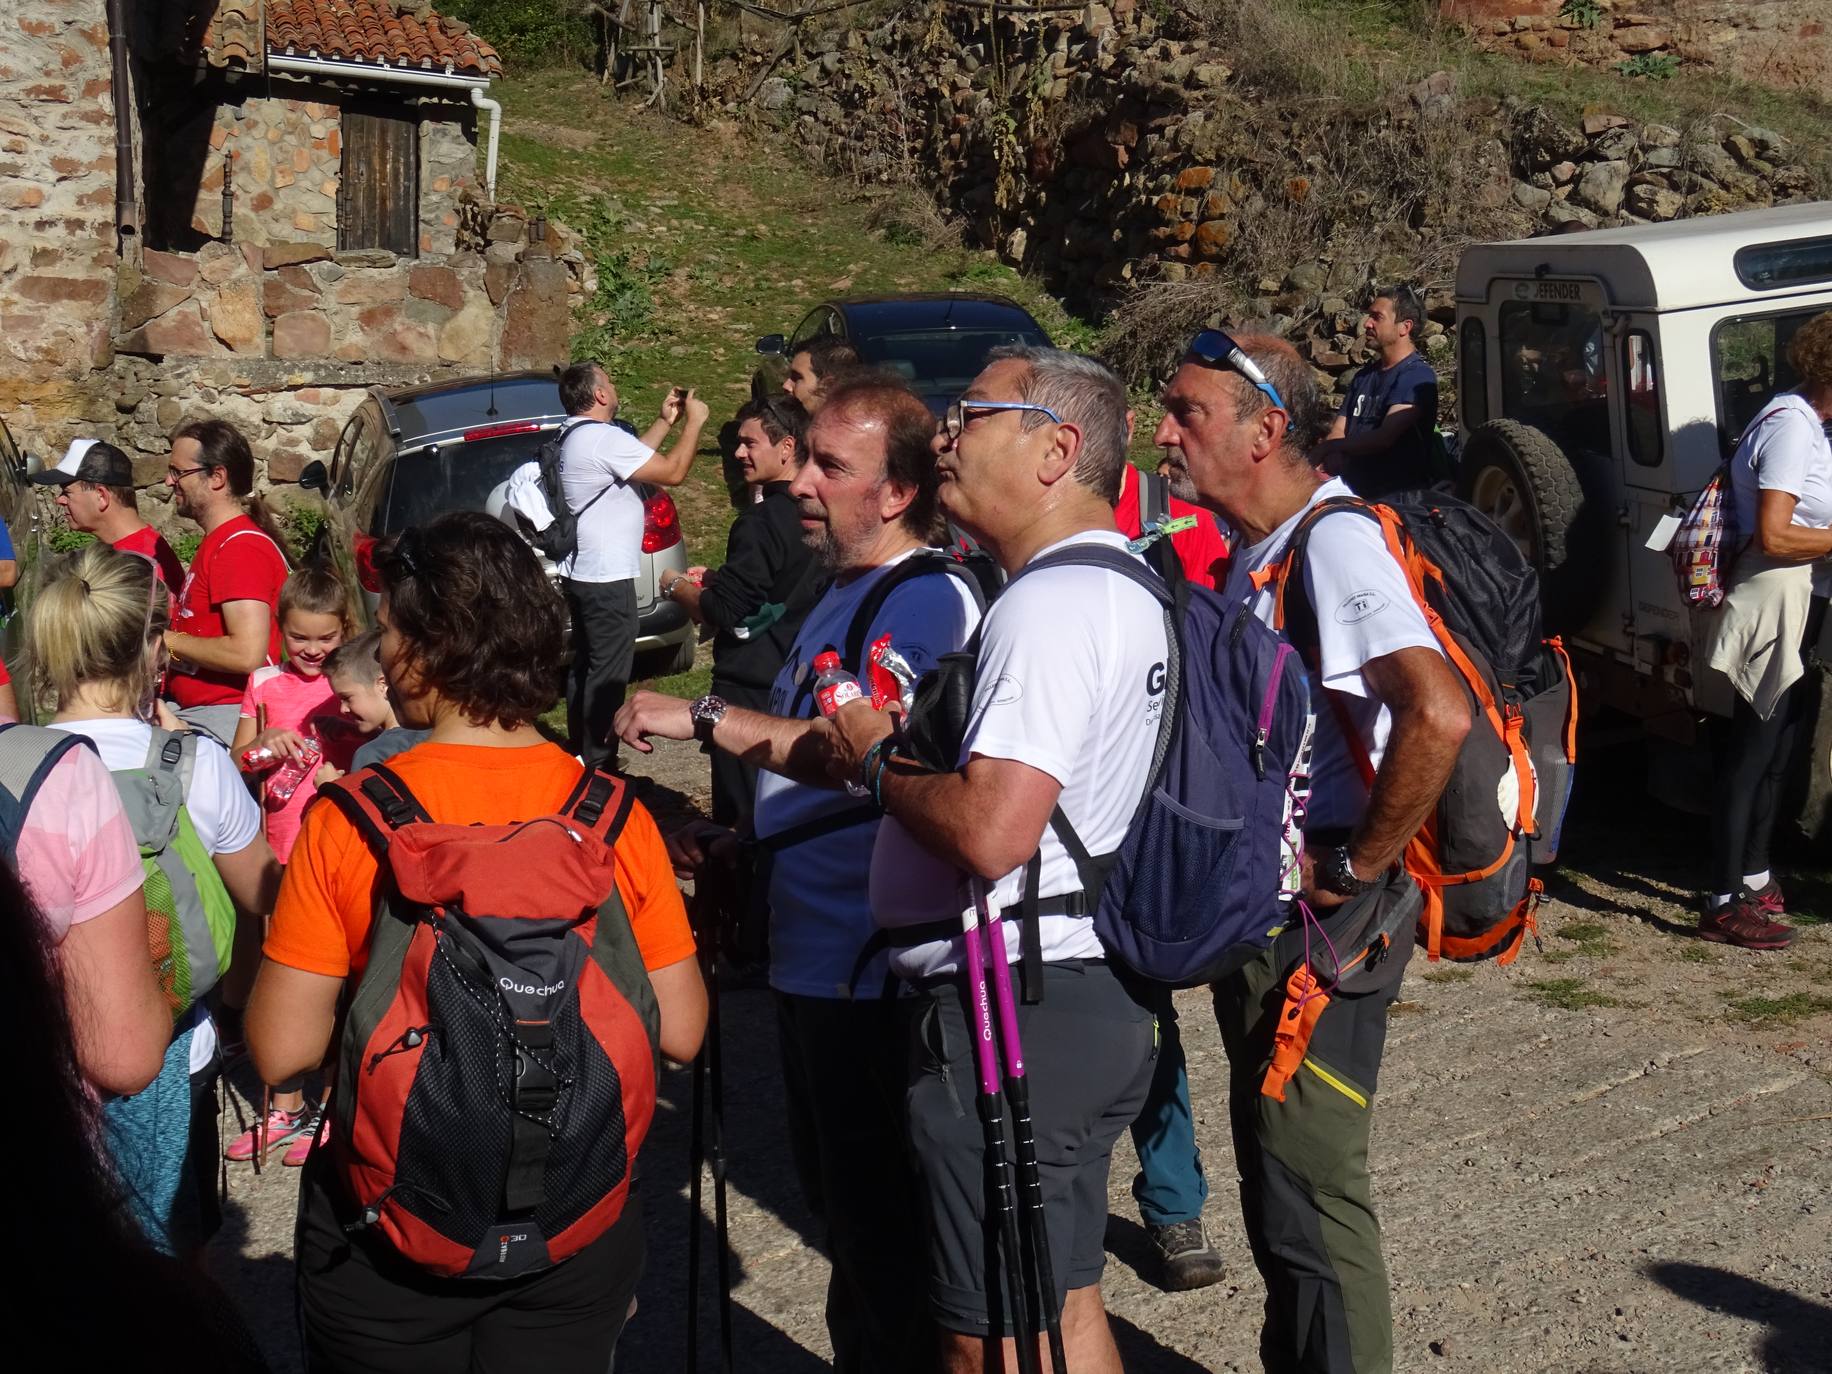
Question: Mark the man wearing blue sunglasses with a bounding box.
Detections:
[1158,329,1468,1374]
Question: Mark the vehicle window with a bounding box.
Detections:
[1734,236,1832,292]
[332,400,392,504]
[1713,307,1826,454]
[790,308,840,351]
[857,328,1050,394]
[371,433,548,536]
[1459,317,1488,428]
[1622,330,1662,468]
[1498,300,1611,456]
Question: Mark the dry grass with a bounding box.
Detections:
[862,184,963,251]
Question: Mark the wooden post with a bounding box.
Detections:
[695,0,705,91]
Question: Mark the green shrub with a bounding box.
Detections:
[1559,0,1605,28]
[1617,53,1680,81]
[439,0,595,67]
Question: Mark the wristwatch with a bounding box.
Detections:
[1314,845,1377,897]
[689,693,727,749]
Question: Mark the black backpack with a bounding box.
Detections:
[529,420,617,565]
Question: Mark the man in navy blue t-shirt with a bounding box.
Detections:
[1316,284,1440,498]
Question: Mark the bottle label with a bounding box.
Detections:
[815,678,863,717]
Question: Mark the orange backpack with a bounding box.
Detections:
[1256,493,1578,965]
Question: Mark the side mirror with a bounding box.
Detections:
[297,460,329,493]
[756,333,786,356]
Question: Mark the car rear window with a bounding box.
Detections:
[856,327,1049,393]
[370,433,548,535]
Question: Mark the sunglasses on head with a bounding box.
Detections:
[1188,330,1287,414]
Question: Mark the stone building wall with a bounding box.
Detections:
[420,107,477,257]
[0,5,119,395]
[192,95,343,245]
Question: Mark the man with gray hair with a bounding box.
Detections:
[829,346,1166,1372]
[1157,330,1467,1373]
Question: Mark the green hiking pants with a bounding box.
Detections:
[1211,874,1419,1374]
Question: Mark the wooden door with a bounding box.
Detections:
[339,106,419,256]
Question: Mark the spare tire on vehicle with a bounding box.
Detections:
[1456,418,1614,638]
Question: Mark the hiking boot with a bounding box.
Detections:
[1698,898,1795,951]
[1148,1219,1226,1292]
[282,1111,328,1168]
[1747,879,1787,919]
[225,1107,312,1163]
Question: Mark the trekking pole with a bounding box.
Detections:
[685,869,735,1374]
[962,879,1043,1374]
[981,890,1068,1374]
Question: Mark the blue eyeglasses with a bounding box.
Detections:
[1189,330,1288,414]
[942,397,1064,440]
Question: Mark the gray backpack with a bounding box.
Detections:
[113,729,238,1020]
[0,723,236,1022]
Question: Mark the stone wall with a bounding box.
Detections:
[420,109,477,257]
[193,96,342,244]
[732,2,1820,389]
[1446,2,1832,92]
[0,4,118,393]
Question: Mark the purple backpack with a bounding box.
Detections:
[1021,546,1315,990]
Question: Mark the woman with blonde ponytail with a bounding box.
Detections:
[32,543,281,1252]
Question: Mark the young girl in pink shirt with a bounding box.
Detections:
[225,565,352,1165]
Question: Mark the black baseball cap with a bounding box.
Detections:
[30,438,135,488]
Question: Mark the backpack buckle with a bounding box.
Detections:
[360,776,419,830]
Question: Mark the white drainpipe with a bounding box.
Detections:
[264,53,499,201]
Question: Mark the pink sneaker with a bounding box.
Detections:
[283,1112,328,1168]
[225,1107,311,1164]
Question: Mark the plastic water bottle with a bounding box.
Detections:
[266,736,323,805]
[812,651,869,798]
[812,650,863,718]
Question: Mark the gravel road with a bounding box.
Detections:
[207,733,1832,1373]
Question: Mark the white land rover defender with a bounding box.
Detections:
[1453,202,1832,846]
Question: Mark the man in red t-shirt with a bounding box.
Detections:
[1112,462,1232,588]
[160,418,289,744]
[32,439,187,593]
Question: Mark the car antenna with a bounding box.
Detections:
[487,363,499,419]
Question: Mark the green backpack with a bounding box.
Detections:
[110,729,237,1022]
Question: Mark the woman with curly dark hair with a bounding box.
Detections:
[246,512,706,1372]
[1702,310,1832,949]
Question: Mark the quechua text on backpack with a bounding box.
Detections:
[1258,492,1578,964]
[319,763,660,1279]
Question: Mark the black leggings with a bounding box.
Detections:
[1711,679,1810,894]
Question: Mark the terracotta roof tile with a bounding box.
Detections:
[203,1,503,78]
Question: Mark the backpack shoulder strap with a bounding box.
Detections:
[1011,542,1176,609]
[1140,470,1167,528]
[319,762,432,859]
[146,727,199,796]
[0,725,93,856]
[560,766,634,844]
[838,552,968,672]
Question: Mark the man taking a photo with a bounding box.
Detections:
[552,360,708,769]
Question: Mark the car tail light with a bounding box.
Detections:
[642,490,682,554]
[462,420,543,442]
[353,532,381,593]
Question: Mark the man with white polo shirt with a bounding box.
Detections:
[1156,329,1469,1374]
[615,374,981,1374]
[830,346,1165,1374]
[552,359,708,768]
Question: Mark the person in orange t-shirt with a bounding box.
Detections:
[248,512,706,1374]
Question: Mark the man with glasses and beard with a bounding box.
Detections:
[1313,283,1442,498]
[614,375,981,1374]
[161,418,291,745]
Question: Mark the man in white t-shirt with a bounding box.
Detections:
[828,347,1164,1373]
[1155,330,1469,1374]
[551,360,708,768]
[615,376,979,1374]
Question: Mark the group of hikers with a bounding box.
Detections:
[5,288,1829,1374]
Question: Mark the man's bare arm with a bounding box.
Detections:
[1346,644,1469,876]
[877,754,1062,881]
[615,690,837,787]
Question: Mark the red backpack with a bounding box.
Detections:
[319,763,660,1279]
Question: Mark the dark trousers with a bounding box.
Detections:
[1712,680,1810,893]
[1211,877,1418,1374]
[296,1156,644,1373]
[775,992,930,1374]
[563,578,638,770]
[1129,985,1209,1228]
[708,680,772,827]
